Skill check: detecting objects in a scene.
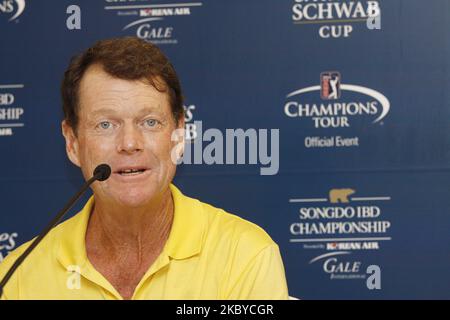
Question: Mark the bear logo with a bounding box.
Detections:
[329,188,355,203]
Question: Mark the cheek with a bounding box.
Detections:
[80,136,115,166]
[148,132,178,168]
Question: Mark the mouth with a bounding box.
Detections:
[114,166,150,177]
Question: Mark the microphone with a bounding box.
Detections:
[93,163,112,182]
[0,164,111,299]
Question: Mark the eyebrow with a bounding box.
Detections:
[89,108,117,117]
[89,107,163,117]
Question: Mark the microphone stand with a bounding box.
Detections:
[0,164,111,299]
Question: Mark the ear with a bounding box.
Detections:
[61,120,81,167]
[177,117,185,154]
[177,117,185,132]
[170,117,185,164]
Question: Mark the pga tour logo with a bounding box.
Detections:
[321,72,341,100]
[0,0,25,21]
[284,71,390,128]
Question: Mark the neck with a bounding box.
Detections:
[86,188,174,256]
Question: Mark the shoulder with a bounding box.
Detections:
[0,212,81,279]
[172,184,276,253]
[176,187,278,260]
[0,240,31,278]
[189,198,288,300]
[202,201,275,248]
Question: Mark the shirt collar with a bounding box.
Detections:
[57,183,206,268]
[165,184,206,260]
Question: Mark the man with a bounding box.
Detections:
[0,37,289,300]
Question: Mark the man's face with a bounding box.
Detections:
[62,65,184,208]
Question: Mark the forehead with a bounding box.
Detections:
[78,64,170,116]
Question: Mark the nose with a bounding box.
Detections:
[117,123,144,154]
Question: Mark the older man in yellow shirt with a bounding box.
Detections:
[0,37,288,300]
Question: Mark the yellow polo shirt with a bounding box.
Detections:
[0,184,288,300]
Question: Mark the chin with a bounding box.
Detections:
[114,188,159,208]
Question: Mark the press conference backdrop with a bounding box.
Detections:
[1,0,450,299]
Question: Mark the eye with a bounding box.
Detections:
[98,121,112,130]
[145,119,158,127]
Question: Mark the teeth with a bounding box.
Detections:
[119,169,145,175]
[121,171,141,175]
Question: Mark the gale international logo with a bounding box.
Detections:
[122,17,177,45]
[283,72,390,148]
[291,0,381,38]
[104,1,203,45]
[0,0,25,21]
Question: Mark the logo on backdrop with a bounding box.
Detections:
[309,251,365,280]
[321,72,341,100]
[103,1,203,45]
[0,232,18,262]
[291,0,381,38]
[139,7,192,17]
[0,0,25,22]
[288,187,391,281]
[122,17,177,45]
[283,71,390,148]
[184,104,199,142]
[0,84,25,137]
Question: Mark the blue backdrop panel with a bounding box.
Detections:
[0,0,449,299]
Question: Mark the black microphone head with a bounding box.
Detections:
[93,164,111,181]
